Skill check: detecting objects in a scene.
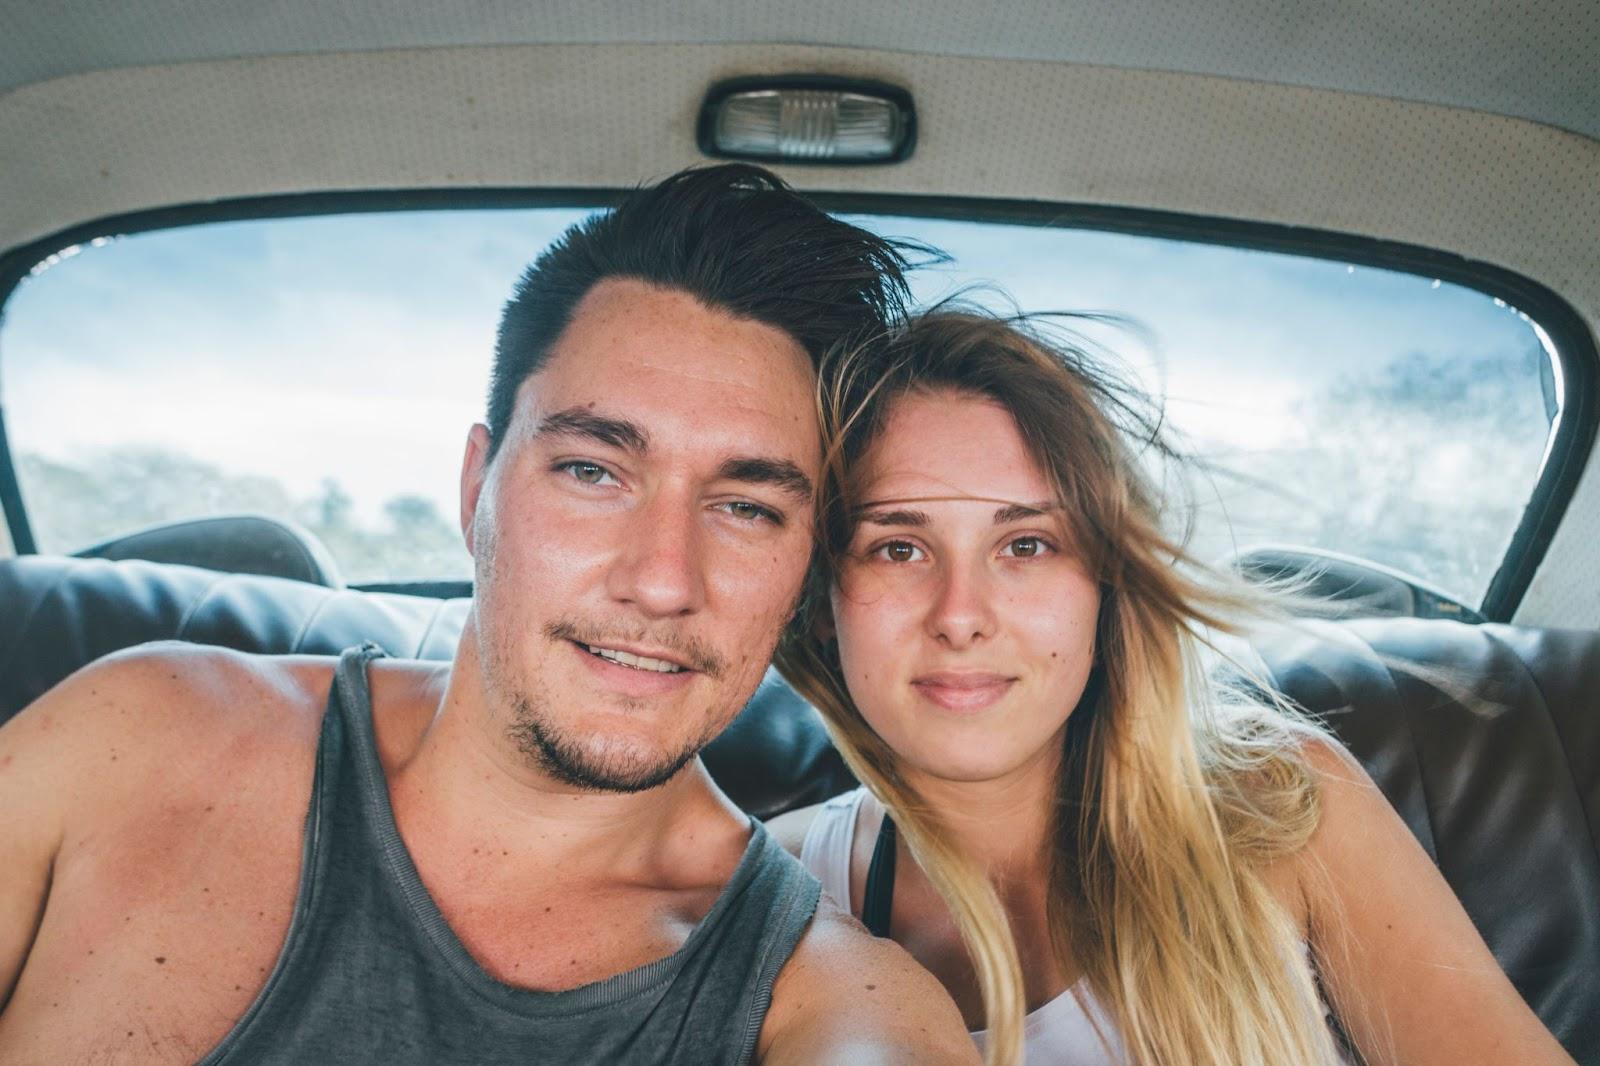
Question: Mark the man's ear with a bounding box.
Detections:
[460,423,493,554]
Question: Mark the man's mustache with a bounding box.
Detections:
[545,619,727,678]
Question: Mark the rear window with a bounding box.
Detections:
[0,208,1562,605]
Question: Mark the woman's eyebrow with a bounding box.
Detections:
[855,498,1058,526]
[858,508,930,528]
[993,502,1055,524]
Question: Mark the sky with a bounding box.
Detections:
[0,207,1553,592]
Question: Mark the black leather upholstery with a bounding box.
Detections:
[1,555,1594,1058]
[1254,621,1599,1059]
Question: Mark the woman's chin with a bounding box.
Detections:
[899,744,1042,787]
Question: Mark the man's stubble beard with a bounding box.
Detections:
[471,511,804,794]
[501,682,721,794]
[477,607,757,795]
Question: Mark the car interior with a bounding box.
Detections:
[1,3,1596,1060]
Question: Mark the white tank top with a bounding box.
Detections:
[799,788,1350,1065]
[799,788,1125,1064]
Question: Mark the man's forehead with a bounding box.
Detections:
[552,279,812,378]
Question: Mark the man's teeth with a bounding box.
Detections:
[585,645,684,673]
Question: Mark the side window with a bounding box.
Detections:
[857,217,1559,610]
[2,211,591,584]
[0,208,1567,609]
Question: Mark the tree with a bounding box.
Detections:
[18,449,471,584]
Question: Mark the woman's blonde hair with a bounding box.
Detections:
[775,308,1346,1065]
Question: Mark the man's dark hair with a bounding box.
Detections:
[486,163,920,456]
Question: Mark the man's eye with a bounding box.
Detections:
[558,461,616,486]
[1003,536,1050,558]
[720,500,781,525]
[874,541,925,563]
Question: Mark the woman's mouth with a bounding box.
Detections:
[910,671,1016,713]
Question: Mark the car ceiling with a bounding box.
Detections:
[6,1,1598,140]
[2,2,1598,628]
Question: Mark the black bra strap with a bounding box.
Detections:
[861,813,897,939]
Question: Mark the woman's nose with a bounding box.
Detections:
[924,559,996,648]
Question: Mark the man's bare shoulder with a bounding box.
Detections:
[2,643,335,815]
[19,640,331,731]
[758,897,978,1065]
[763,801,824,858]
[0,644,343,1029]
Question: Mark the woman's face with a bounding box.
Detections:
[830,389,1101,785]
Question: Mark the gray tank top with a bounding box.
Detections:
[199,644,821,1065]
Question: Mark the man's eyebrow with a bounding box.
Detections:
[717,457,814,502]
[858,508,930,528]
[534,407,649,452]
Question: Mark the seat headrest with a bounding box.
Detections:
[74,514,344,588]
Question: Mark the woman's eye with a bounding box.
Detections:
[559,461,615,486]
[1003,536,1050,558]
[874,541,925,563]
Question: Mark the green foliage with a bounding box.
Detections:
[19,450,472,584]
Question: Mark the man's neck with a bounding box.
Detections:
[384,630,741,885]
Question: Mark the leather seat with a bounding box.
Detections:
[74,514,344,587]
[0,555,1593,1060]
[1253,620,1599,1058]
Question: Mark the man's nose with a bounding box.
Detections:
[925,559,997,649]
[605,487,707,617]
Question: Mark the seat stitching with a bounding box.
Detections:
[1337,624,1440,863]
[1383,636,1444,867]
[175,569,230,641]
[0,560,78,694]
[289,591,336,655]
[413,598,450,659]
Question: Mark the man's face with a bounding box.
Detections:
[460,277,821,792]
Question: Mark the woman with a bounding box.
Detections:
[768,309,1571,1065]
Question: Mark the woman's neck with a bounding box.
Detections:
[903,741,1062,884]
[881,739,1075,1017]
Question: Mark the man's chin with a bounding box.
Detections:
[510,712,706,794]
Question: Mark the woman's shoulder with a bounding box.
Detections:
[1256,732,1390,926]
[765,786,868,858]
[765,803,824,858]
[1198,713,1368,921]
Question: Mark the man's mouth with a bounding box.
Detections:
[579,643,687,674]
[547,620,720,679]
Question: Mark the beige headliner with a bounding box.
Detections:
[1,40,1597,624]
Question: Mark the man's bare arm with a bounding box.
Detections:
[0,643,298,1012]
[0,654,118,1007]
[758,903,979,1065]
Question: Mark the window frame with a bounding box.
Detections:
[0,188,1592,621]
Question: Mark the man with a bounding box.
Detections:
[0,166,976,1063]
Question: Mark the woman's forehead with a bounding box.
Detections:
[856,390,1051,503]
